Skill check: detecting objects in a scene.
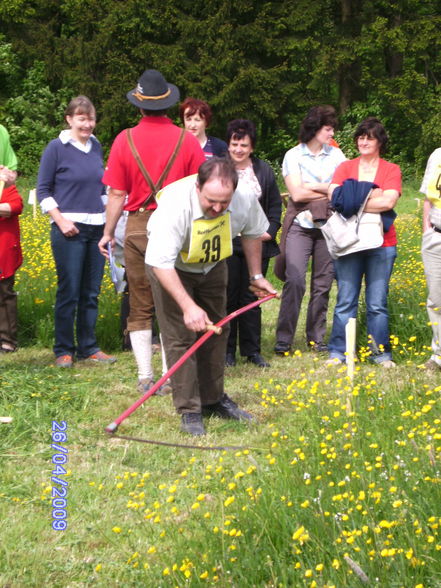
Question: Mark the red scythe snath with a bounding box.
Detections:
[105,293,278,434]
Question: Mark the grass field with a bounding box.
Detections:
[1,180,440,587]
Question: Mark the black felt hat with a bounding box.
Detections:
[126,69,180,110]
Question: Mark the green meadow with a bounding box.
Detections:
[1,181,440,587]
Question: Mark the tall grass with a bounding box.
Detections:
[1,347,440,586]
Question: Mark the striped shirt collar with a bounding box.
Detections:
[299,142,332,157]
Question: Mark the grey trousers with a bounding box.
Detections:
[147,261,229,414]
[276,223,334,346]
[422,228,441,361]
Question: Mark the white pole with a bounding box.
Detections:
[345,317,356,382]
[28,188,37,218]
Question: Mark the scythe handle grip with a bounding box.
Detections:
[205,324,222,335]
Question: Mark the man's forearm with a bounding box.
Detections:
[152,267,194,314]
[104,189,126,237]
[241,236,277,298]
[241,237,263,277]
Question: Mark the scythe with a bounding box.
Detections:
[105,293,278,434]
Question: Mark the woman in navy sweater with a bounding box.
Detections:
[37,95,115,367]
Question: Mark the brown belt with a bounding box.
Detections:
[128,207,151,215]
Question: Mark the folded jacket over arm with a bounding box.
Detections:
[331,178,396,231]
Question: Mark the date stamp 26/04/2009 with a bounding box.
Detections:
[51,420,68,531]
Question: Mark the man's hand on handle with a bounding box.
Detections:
[249,276,278,299]
[183,302,212,333]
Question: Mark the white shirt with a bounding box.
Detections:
[237,164,262,200]
[282,143,346,228]
[145,174,269,274]
[420,148,441,228]
[420,148,441,196]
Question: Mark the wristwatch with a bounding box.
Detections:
[249,273,264,281]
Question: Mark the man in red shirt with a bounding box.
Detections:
[99,69,205,394]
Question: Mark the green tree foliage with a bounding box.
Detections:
[0,0,440,173]
[0,35,20,101]
[3,62,71,176]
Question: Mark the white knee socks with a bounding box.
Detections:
[129,329,153,381]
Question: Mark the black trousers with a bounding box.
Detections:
[0,275,18,349]
[226,254,269,357]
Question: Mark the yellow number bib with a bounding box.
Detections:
[427,163,441,209]
[180,213,232,264]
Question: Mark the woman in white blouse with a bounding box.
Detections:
[274,106,346,356]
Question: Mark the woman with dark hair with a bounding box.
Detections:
[274,105,346,355]
[179,97,227,159]
[327,117,401,367]
[225,119,282,367]
[37,96,115,367]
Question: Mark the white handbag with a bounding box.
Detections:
[321,190,384,259]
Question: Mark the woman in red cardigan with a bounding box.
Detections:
[327,118,401,367]
[0,171,23,353]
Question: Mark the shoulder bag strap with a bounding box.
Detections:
[355,189,373,234]
[126,128,186,205]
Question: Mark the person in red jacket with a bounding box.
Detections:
[0,169,23,353]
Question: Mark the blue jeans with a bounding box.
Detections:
[328,246,397,363]
[51,223,105,358]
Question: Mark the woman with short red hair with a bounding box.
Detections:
[179,97,227,159]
